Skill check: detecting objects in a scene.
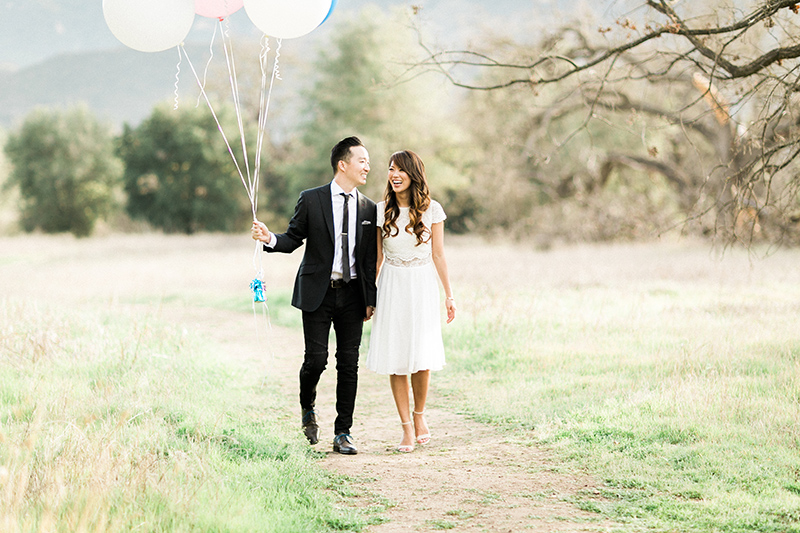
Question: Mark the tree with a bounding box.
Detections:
[3,105,122,237]
[277,6,470,228]
[412,0,800,244]
[117,103,252,234]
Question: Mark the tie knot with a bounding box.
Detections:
[340,192,351,200]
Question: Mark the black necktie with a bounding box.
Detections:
[340,193,351,282]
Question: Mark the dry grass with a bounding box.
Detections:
[2,302,194,530]
[0,234,361,532]
[2,232,800,531]
[440,237,800,531]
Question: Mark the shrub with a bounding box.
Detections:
[3,105,122,237]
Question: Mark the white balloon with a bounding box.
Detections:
[243,0,331,39]
[103,0,196,53]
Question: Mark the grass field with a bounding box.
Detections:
[0,302,366,532]
[2,233,800,531]
[0,234,363,532]
[440,240,800,532]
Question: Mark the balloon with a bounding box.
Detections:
[103,0,195,53]
[319,0,337,27]
[195,0,244,18]
[243,0,331,39]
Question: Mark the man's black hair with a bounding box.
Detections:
[330,136,364,174]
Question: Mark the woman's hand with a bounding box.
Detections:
[445,297,456,324]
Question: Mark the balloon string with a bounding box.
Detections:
[196,23,218,108]
[222,20,257,217]
[252,239,273,380]
[173,45,182,110]
[249,37,281,359]
[272,38,283,82]
[253,240,263,280]
[252,35,271,219]
[251,37,281,350]
[254,293,274,388]
[179,45,253,208]
[252,37,282,218]
[219,19,255,214]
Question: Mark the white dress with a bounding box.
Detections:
[366,200,447,375]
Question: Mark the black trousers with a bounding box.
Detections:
[299,282,363,436]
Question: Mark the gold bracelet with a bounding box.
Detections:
[446,297,455,301]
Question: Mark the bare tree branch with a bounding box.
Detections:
[601,153,690,190]
[651,0,800,79]
[412,0,800,90]
[410,0,800,243]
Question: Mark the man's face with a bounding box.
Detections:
[340,146,370,189]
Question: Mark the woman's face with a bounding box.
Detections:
[388,160,411,195]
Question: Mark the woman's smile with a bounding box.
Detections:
[388,163,410,194]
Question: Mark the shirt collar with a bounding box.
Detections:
[330,179,356,199]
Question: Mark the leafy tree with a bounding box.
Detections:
[0,128,14,230]
[277,6,469,227]
[3,105,122,237]
[413,0,800,244]
[118,103,253,234]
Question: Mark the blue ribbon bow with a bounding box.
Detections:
[250,278,265,303]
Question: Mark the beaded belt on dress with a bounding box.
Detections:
[384,256,432,267]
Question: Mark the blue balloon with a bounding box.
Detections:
[319,0,337,27]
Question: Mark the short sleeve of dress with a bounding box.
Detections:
[430,200,446,224]
[377,201,385,226]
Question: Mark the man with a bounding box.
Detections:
[251,136,377,455]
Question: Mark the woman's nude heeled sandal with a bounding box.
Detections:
[397,421,414,453]
[413,411,431,445]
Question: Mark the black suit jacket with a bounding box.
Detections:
[266,184,377,316]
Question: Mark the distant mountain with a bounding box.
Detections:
[0,0,568,130]
[0,45,213,129]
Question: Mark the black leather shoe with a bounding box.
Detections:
[301,409,319,445]
[332,433,357,455]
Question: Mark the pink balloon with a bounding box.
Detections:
[195,0,244,18]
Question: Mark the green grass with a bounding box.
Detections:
[4,235,800,532]
[438,276,800,532]
[0,299,364,532]
[212,289,303,330]
[119,289,303,331]
[425,518,457,530]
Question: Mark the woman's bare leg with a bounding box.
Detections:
[410,370,431,440]
[390,374,415,448]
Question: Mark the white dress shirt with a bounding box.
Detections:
[330,180,358,281]
[264,180,358,280]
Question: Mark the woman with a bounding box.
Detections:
[366,150,456,453]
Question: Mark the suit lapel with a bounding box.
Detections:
[355,190,365,251]
[321,184,335,243]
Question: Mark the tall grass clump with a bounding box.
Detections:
[439,269,800,532]
[0,299,364,532]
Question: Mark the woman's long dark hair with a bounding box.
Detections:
[382,150,431,246]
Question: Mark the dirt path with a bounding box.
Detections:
[169,305,614,533]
